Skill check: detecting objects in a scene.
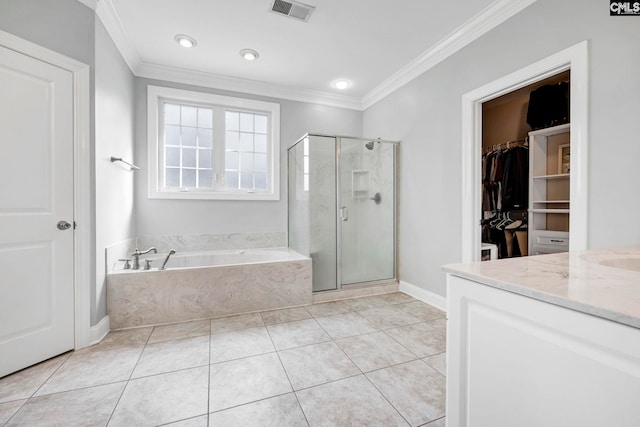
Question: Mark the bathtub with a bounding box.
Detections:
[106,248,312,329]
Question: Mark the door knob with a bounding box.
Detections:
[57,221,72,230]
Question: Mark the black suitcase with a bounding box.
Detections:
[526,82,570,130]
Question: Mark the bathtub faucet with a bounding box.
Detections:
[160,250,176,270]
[131,247,157,270]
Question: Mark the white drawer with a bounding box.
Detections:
[531,244,568,256]
[536,235,569,246]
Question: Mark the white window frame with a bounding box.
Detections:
[147,85,280,200]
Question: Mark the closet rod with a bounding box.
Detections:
[483,137,528,155]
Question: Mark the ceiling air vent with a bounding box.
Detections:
[270,0,315,22]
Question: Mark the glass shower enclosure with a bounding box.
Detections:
[288,134,398,292]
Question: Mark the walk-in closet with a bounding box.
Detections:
[481,70,571,260]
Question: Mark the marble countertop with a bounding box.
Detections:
[442,246,640,329]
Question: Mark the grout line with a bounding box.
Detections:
[264,319,311,426]
[362,372,413,426]
[26,350,74,399]
[206,327,211,427]
[104,327,154,425]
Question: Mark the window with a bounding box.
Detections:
[148,86,280,200]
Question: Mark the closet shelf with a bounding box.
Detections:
[532,173,570,180]
[529,209,570,214]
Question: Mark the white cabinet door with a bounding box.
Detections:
[0,45,75,377]
[446,274,640,427]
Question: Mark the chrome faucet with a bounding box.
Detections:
[131,247,157,270]
[160,250,176,270]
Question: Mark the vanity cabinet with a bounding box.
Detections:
[445,274,640,427]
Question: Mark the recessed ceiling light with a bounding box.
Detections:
[175,34,197,48]
[332,79,352,90]
[240,49,260,61]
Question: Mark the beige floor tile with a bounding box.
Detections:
[209,326,275,364]
[0,400,26,425]
[296,375,408,427]
[35,346,143,396]
[344,295,390,311]
[396,301,446,322]
[89,327,153,351]
[378,292,417,305]
[279,342,360,390]
[0,353,70,403]
[335,331,416,372]
[266,319,331,350]
[314,311,377,339]
[429,318,447,331]
[208,393,308,427]
[162,414,208,426]
[209,353,292,412]
[148,320,211,344]
[6,382,125,427]
[423,352,446,376]
[420,417,446,427]
[357,306,421,329]
[109,366,208,427]
[131,335,209,379]
[385,323,446,357]
[305,300,353,317]
[210,313,264,334]
[260,306,311,325]
[367,360,445,426]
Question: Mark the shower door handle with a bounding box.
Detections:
[340,206,349,221]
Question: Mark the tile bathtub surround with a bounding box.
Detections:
[107,258,312,329]
[135,231,288,254]
[0,292,447,426]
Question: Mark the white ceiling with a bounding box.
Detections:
[89,0,536,109]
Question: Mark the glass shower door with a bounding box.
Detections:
[339,138,396,285]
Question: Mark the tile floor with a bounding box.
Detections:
[0,292,447,427]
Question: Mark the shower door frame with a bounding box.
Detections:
[335,136,399,290]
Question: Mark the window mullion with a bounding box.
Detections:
[213,105,225,191]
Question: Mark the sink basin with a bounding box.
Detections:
[598,257,640,272]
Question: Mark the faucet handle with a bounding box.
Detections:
[118,258,131,270]
[143,259,153,270]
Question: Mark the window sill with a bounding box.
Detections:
[148,189,280,201]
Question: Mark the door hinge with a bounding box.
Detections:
[73,221,77,230]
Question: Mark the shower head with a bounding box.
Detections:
[364,140,375,150]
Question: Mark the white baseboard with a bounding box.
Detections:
[89,315,110,346]
[399,281,447,312]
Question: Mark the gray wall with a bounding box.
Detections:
[0,0,94,66]
[134,78,363,237]
[363,0,640,297]
[94,20,136,324]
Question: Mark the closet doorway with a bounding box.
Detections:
[460,41,589,263]
[481,71,569,260]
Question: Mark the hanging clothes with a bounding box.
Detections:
[481,143,529,259]
[501,146,529,211]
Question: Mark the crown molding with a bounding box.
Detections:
[94,0,142,72]
[361,0,538,109]
[136,62,364,110]
[90,0,536,112]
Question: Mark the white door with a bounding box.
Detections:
[0,45,75,377]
